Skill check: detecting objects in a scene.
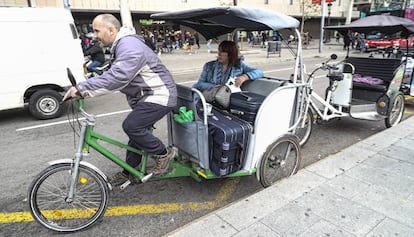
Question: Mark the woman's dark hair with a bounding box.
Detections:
[219,40,240,66]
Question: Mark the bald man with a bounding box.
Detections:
[64,14,177,184]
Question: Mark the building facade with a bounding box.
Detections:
[0,0,360,40]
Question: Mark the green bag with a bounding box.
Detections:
[173,106,194,123]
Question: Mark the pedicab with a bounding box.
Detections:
[326,14,414,97]
[294,15,410,146]
[28,6,309,232]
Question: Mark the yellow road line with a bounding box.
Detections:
[0,179,238,224]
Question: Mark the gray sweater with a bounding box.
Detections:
[78,27,177,108]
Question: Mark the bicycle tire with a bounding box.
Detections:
[294,109,313,146]
[259,135,301,188]
[385,92,405,128]
[28,163,110,232]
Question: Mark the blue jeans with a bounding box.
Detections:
[122,102,173,173]
[87,60,102,74]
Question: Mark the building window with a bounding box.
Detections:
[290,0,293,5]
[181,0,187,2]
[265,0,269,4]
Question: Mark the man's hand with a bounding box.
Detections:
[63,86,80,101]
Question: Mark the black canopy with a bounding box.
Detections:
[151,6,299,39]
[325,15,414,36]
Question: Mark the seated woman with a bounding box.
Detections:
[192,40,264,92]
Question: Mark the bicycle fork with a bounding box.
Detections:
[66,122,87,203]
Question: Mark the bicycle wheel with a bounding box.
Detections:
[28,163,110,232]
[259,135,301,188]
[294,109,313,146]
[385,92,405,128]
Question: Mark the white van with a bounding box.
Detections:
[0,7,86,119]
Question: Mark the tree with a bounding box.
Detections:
[300,0,321,38]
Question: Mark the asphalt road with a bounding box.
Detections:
[0,59,413,237]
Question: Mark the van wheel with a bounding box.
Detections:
[29,90,66,119]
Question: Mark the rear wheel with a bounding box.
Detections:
[385,92,404,128]
[259,135,301,188]
[28,89,66,119]
[294,109,313,146]
[28,163,110,232]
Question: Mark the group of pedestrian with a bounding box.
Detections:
[247,31,270,47]
[142,30,201,54]
[342,30,366,52]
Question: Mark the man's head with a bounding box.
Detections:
[92,14,121,47]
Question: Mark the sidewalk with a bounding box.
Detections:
[160,40,347,74]
[166,115,414,236]
[161,41,414,236]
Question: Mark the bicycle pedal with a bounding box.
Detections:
[119,180,131,190]
[140,173,153,183]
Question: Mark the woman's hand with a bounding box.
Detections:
[235,74,249,87]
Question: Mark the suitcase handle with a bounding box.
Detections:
[238,92,253,101]
[235,142,244,168]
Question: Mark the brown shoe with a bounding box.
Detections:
[152,147,176,176]
[108,171,129,186]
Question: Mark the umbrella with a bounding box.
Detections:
[325,15,414,36]
[150,6,299,40]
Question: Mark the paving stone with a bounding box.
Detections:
[361,153,414,179]
[346,164,414,196]
[215,187,290,231]
[233,222,280,237]
[365,217,414,237]
[260,202,321,236]
[393,136,414,149]
[294,186,384,236]
[381,143,414,164]
[167,214,237,237]
[268,169,327,201]
[297,219,356,237]
[351,184,414,228]
[305,146,374,179]
[360,133,401,152]
[324,174,372,199]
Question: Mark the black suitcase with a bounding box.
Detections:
[229,92,265,124]
[208,108,252,176]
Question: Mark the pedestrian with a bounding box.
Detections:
[206,39,212,53]
[343,30,351,51]
[194,31,200,49]
[63,14,177,184]
[261,31,268,48]
[355,33,365,53]
[144,31,156,51]
[83,39,105,75]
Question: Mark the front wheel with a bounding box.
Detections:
[294,109,313,146]
[259,135,301,188]
[385,92,405,128]
[28,163,110,232]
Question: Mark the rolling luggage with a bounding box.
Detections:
[229,91,265,124]
[207,108,252,176]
